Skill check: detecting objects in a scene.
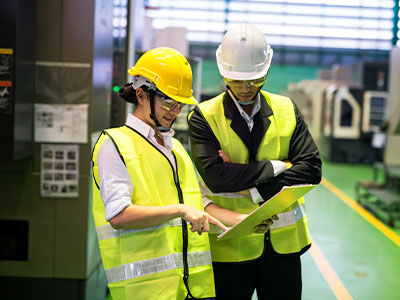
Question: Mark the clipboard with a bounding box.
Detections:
[217,184,316,241]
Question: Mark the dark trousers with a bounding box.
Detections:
[212,235,302,300]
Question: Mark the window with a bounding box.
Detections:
[113,0,128,39]
[145,0,396,65]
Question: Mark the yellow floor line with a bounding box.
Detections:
[309,238,353,300]
[321,177,400,247]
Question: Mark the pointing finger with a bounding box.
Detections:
[208,215,228,231]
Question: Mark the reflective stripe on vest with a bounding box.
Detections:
[96,218,183,241]
[208,192,248,198]
[203,187,307,230]
[270,204,306,229]
[105,250,212,283]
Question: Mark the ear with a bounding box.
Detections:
[136,88,147,105]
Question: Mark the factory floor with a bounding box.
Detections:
[295,160,400,300]
[105,161,400,300]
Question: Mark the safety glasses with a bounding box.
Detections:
[155,91,186,112]
[225,76,267,88]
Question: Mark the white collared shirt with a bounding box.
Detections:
[228,89,261,132]
[97,114,176,221]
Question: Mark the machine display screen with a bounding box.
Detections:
[369,96,386,127]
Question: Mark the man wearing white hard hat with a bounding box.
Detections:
[188,24,322,299]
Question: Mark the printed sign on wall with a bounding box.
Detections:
[41,144,79,198]
[35,104,88,143]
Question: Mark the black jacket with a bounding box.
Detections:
[188,91,322,201]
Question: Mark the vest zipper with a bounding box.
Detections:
[172,152,197,299]
[123,125,198,299]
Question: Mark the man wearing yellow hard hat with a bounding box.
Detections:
[92,47,226,300]
[188,24,322,299]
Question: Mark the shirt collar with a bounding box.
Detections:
[228,89,261,119]
[126,114,175,150]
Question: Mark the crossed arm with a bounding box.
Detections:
[188,103,322,201]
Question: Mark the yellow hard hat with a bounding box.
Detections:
[128,47,197,105]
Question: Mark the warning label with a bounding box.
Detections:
[0,48,13,114]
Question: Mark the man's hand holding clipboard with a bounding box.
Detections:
[217,184,317,241]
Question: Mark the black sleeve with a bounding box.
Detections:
[188,106,275,193]
[255,102,322,200]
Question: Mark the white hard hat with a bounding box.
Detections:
[216,23,273,80]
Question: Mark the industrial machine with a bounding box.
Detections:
[287,79,333,145]
[289,58,390,164]
[289,65,398,225]
[0,0,34,159]
[319,84,372,163]
[355,48,400,227]
[356,163,400,227]
[0,1,144,299]
[361,91,388,134]
[289,80,388,163]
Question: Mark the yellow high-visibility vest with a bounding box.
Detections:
[92,125,215,299]
[196,91,311,262]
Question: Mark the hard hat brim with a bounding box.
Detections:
[218,68,270,81]
[168,94,198,106]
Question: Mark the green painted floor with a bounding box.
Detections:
[107,161,400,300]
[300,161,400,300]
